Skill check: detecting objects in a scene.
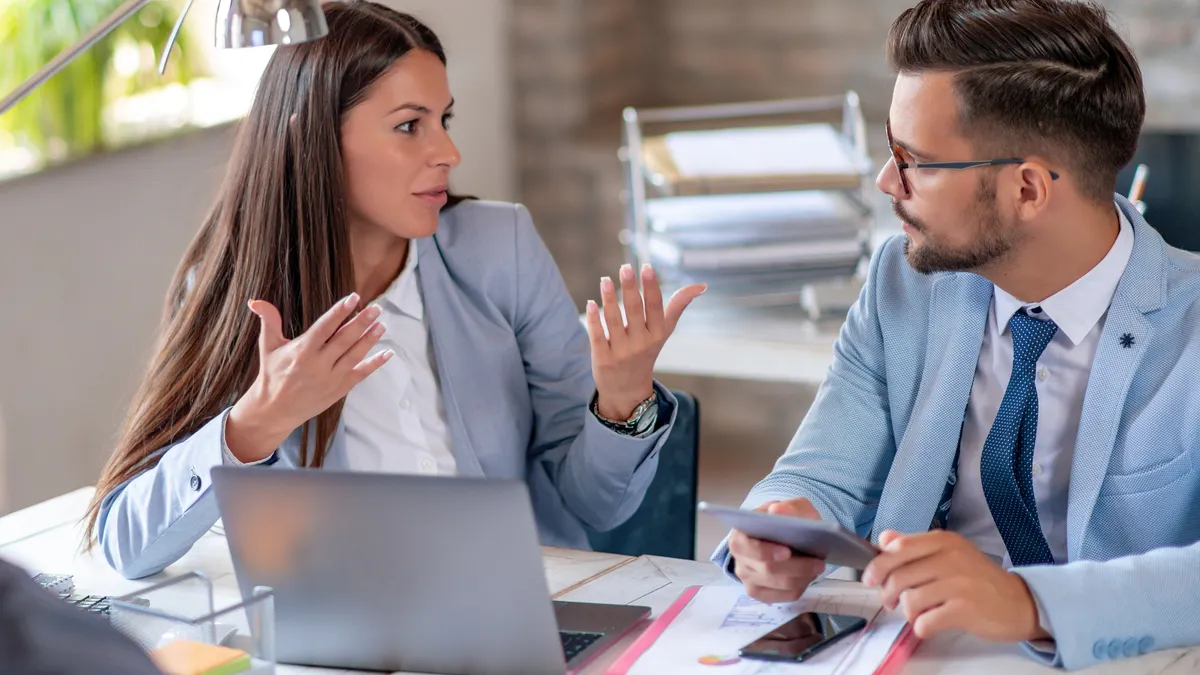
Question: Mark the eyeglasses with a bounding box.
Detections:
[885,119,1059,196]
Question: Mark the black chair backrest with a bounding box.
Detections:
[588,390,700,560]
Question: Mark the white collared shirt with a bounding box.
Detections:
[339,241,457,476]
[224,241,457,476]
[948,206,1134,566]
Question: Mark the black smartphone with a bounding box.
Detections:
[738,612,868,663]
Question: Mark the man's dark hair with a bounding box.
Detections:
[887,0,1145,203]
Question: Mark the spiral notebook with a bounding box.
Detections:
[604,584,920,675]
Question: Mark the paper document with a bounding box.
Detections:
[645,191,864,232]
[663,125,869,178]
[644,191,868,249]
[609,584,907,675]
[648,235,865,270]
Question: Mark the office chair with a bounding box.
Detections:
[588,390,700,560]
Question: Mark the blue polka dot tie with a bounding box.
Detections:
[980,311,1057,567]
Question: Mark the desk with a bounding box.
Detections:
[2,488,1198,674]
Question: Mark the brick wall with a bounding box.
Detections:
[510,0,656,303]
[654,0,908,120]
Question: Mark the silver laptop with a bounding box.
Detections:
[210,467,650,675]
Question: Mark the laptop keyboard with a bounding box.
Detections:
[559,631,604,661]
[35,573,149,620]
[60,592,113,617]
[58,592,150,618]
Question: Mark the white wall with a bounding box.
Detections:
[0,127,236,512]
[0,405,6,510]
[0,0,511,513]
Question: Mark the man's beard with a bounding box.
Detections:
[897,176,1015,275]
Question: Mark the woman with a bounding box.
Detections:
[84,0,705,580]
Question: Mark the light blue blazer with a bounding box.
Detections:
[99,200,676,580]
[713,196,1200,670]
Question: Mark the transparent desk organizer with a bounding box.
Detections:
[110,571,276,674]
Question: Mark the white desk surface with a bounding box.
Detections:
[3,488,1198,675]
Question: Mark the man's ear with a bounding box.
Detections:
[1014,162,1054,222]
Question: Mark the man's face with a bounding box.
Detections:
[877,72,1023,274]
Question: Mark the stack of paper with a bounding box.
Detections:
[641,190,868,294]
[634,123,872,299]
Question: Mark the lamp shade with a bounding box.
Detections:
[216,0,329,49]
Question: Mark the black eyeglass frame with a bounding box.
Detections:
[886,119,1060,195]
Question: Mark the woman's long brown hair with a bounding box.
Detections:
[83,1,470,545]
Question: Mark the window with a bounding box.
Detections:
[0,0,274,180]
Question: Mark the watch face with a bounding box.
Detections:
[634,402,659,434]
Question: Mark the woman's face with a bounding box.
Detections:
[340,49,461,240]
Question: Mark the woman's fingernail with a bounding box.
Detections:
[601,277,614,293]
[382,349,395,361]
[641,265,655,280]
[862,571,875,587]
[620,264,634,281]
[372,322,386,336]
[773,547,790,562]
[344,293,359,309]
[587,300,598,313]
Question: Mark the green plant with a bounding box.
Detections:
[0,0,201,161]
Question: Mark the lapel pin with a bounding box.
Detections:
[1119,333,1135,348]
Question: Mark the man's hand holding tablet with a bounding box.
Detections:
[702,499,881,604]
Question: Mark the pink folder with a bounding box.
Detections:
[605,586,922,675]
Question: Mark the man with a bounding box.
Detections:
[714,0,1200,670]
[0,558,162,674]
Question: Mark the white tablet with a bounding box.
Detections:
[699,502,881,569]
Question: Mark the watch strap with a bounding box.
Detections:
[591,390,659,436]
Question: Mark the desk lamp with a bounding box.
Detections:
[0,0,328,116]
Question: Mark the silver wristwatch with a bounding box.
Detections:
[590,391,660,436]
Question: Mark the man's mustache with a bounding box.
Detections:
[892,200,920,231]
